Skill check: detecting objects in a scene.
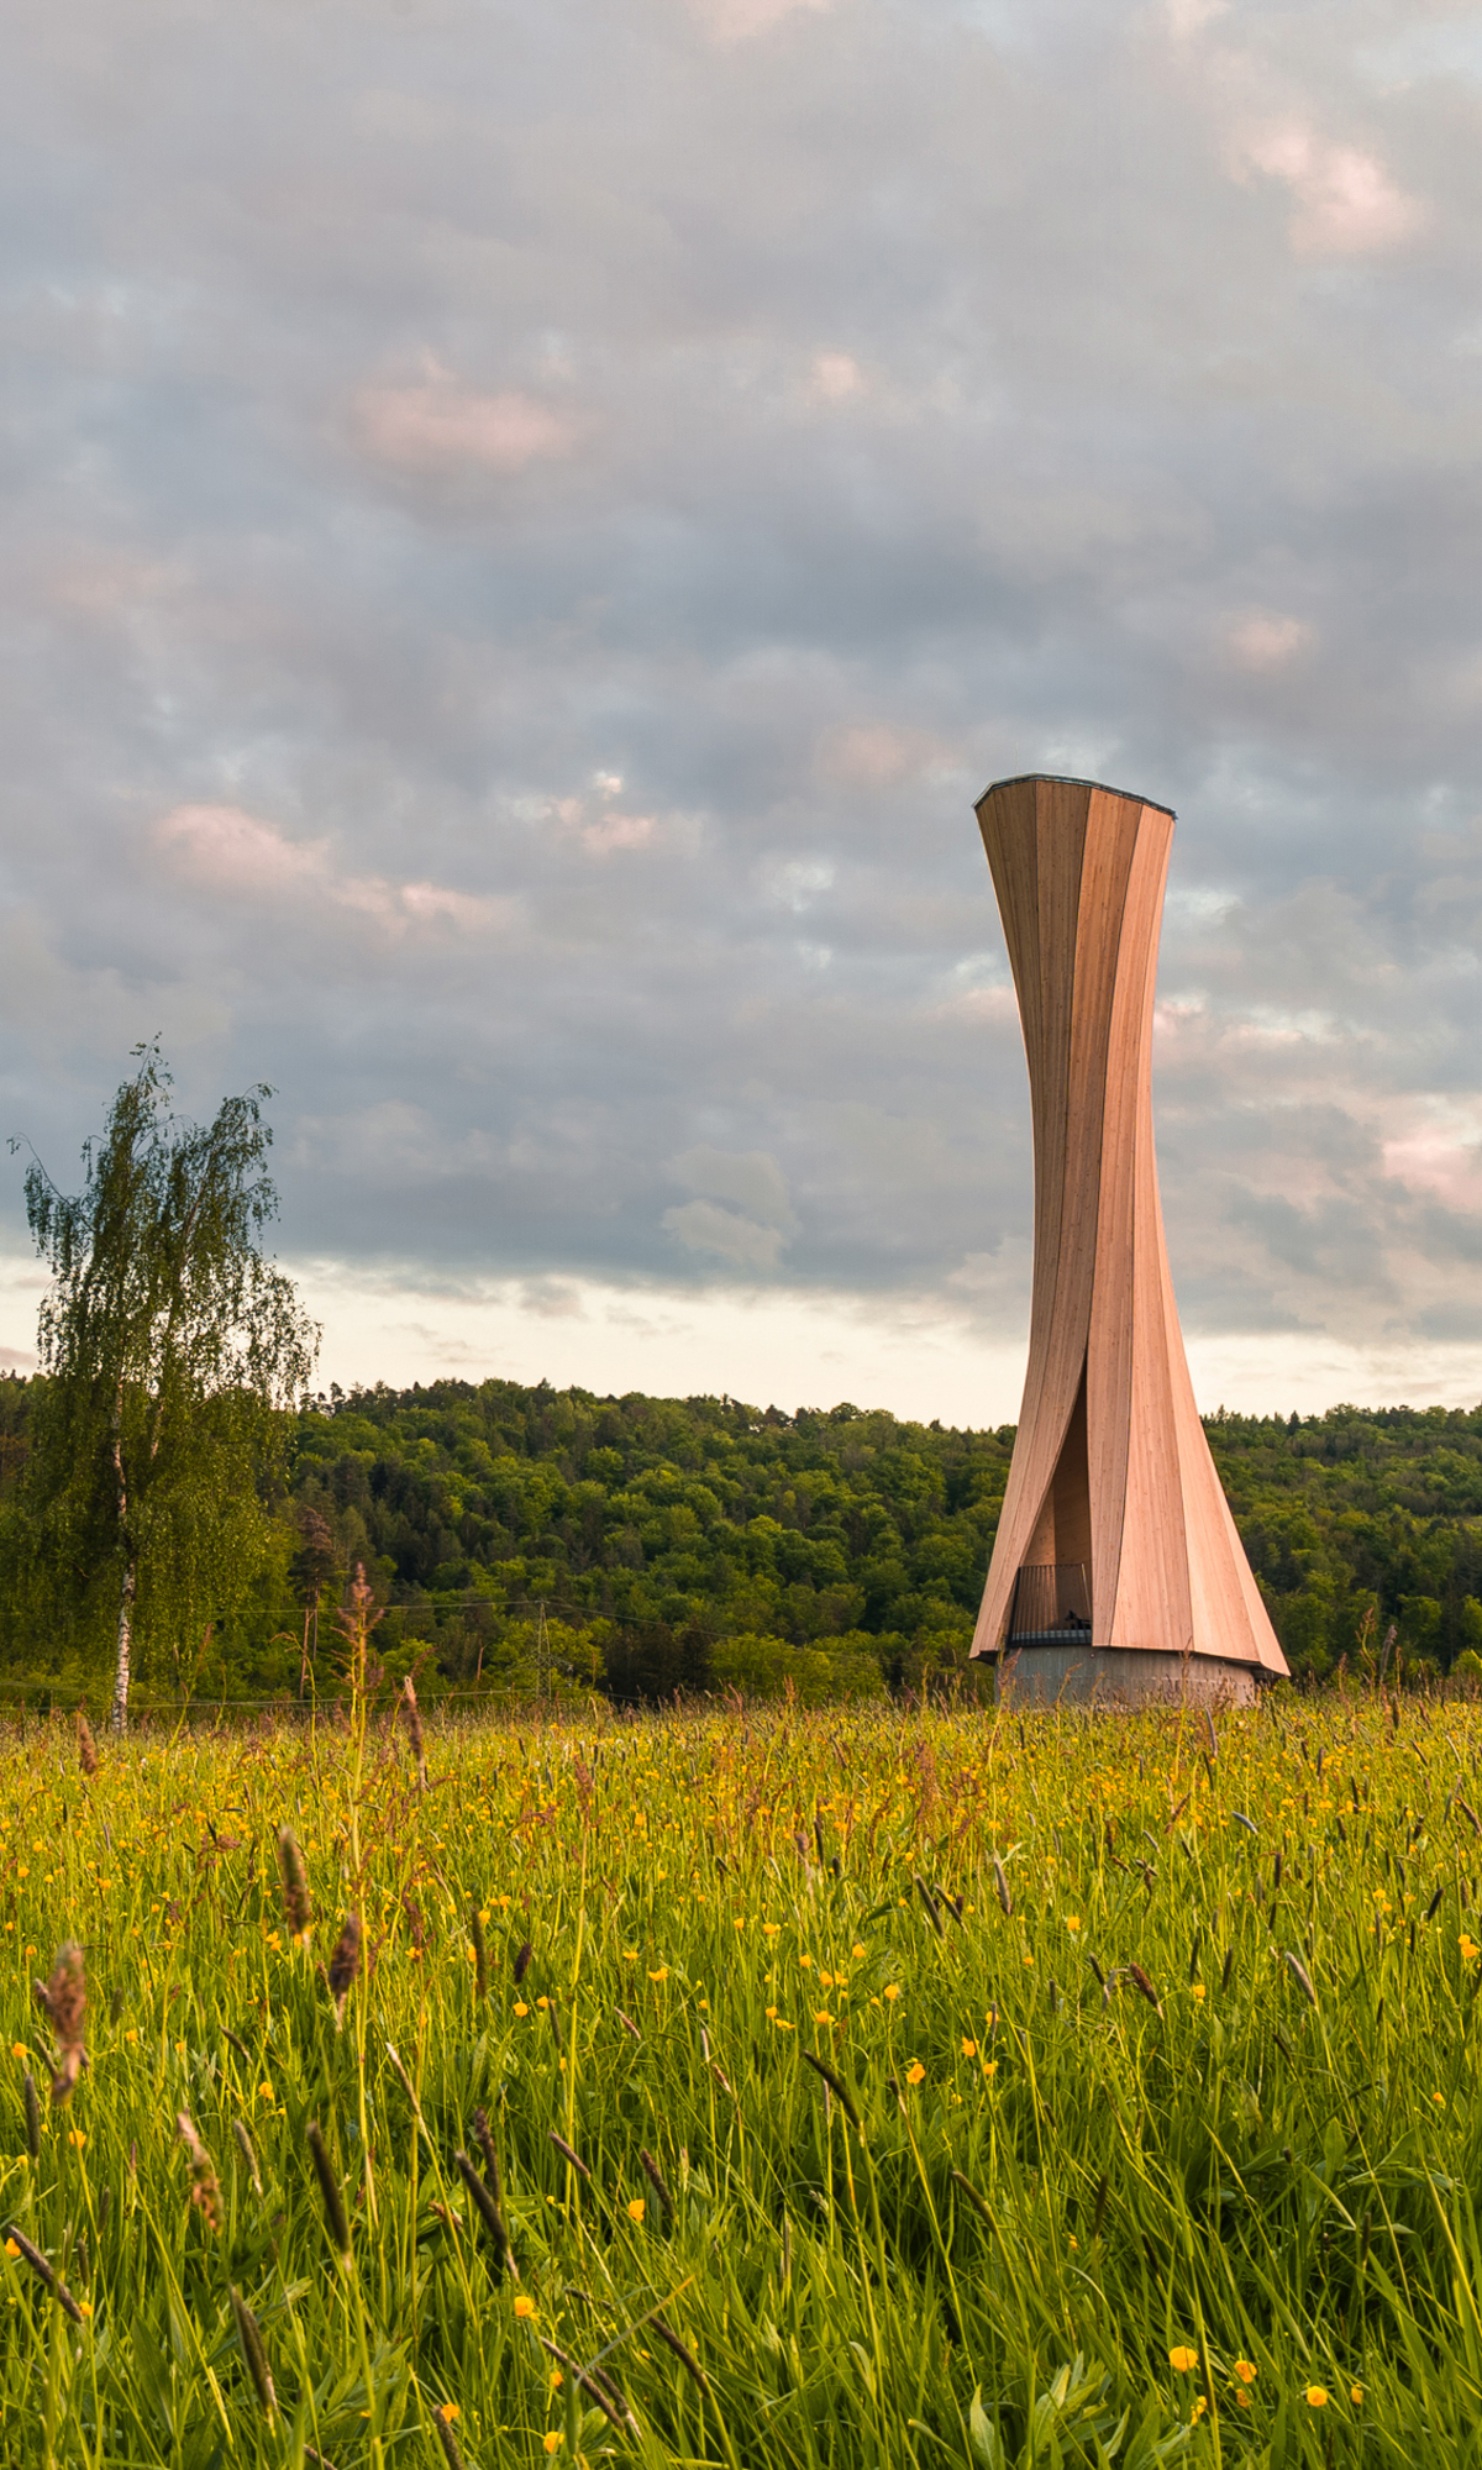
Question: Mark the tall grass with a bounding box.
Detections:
[3,1693,1481,2465]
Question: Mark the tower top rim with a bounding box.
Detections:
[977,772,1176,819]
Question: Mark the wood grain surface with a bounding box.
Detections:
[970,775,1289,1675]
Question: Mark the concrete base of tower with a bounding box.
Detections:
[991,1645,1263,1710]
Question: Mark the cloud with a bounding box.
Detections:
[352,375,581,476]
[1232,119,1423,255]
[155,808,515,941]
[807,351,866,404]
[663,1197,789,1269]
[684,0,837,45]
[1225,613,1315,672]
[671,1145,796,1227]
[663,1146,796,1271]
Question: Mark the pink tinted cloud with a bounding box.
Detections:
[1381,1122,1482,1213]
[543,780,666,856]
[685,0,836,41]
[353,374,580,475]
[816,722,948,788]
[1226,612,1314,672]
[1234,120,1422,256]
[156,805,513,940]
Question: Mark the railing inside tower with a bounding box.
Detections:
[1007,1561,1093,1644]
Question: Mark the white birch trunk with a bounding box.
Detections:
[111,1559,135,1735]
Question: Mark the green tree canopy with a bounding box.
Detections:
[17,1046,317,1728]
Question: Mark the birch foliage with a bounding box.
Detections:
[19,1048,317,1728]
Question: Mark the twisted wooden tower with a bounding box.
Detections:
[970,775,1288,1706]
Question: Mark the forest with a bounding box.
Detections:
[3,1371,1482,1706]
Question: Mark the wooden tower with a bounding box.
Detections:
[970,775,1288,1706]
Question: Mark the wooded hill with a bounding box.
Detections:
[3,1373,1481,1701]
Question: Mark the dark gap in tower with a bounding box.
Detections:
[1008,1364,1093,1642]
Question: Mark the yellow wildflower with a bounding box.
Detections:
[1305,2386,1329,2409]
[1169,2346,1198,2374]
[514,2294,538,2320]
[906,2060,926,2085]
[627,2198,645,2222]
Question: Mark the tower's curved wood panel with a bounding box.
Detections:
[970,775,1288,1678]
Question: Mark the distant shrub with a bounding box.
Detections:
[711,1633,886,1705]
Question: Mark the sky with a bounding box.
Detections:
[3,0,1482,1425]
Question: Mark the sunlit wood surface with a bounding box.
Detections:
[971,774,1288,1679]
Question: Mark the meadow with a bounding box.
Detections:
[6,1682,1482,2468]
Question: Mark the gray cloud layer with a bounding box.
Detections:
[3,0,1482,1364]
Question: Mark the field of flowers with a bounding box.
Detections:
[5,1681,1482,2468]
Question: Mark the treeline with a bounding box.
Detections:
[3,1373,1481,1703]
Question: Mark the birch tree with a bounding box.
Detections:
[19,1048,317,1730]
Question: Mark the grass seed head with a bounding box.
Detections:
[34,1941,87,2104]
[76,1708,98,1777]
[232,2116,264,2197]
[177,2111,223,2233]
[276,1826,312,1939]
[305,2120,351,2261]
[328,1911,362,2022]
[4,2224,84,2323]
[401,1674,428,1788]
[639,2146,675,2221]
[472,2104,504,2205]
[229,2285,278,2424]
[453,2147,514,2275]
[431,2402,469,2470]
